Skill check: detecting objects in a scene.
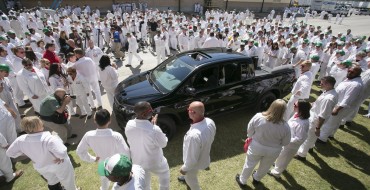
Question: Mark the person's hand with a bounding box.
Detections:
[54,158,64,164]
[95,156,100,162]
[32,95,39,99]
[63,95,72,104]
[151,114,158,125]
[87,93,89,96]
[332,107,339,116]
[295,91,301,96]
[112,63,118,69]
[10,110,17,119]
[180,169,187,175]
[315,128,320,137]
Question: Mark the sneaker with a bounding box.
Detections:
[235,174,247,188]
[79,115,87,119]
[177,176,186,183]
[8,170,24,183]
[72,114,80,117]
[362,114,370,118]
[267,170,281,179]
[18,103,32,109]
[252,171,261,185]
[316,138,327,144]
[125,64,132,67]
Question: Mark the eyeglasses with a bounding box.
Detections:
[187,108,196,114]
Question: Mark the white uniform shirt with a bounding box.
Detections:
[291,71,313,99]
[329,65,347,87]
[67,73,91,96]
[360,69,370,100]
[72,57,98,82]
[247,113,291,148]
[125,119,168,169]
[48,74,66,91]
[76,128,130,162]
[181,118,216,171]
[112,165,145,190]
[6,131,68,169]
[127,36,139,52]
[287,117,309,148]
[85,46,103,65]
[311,89,338,121]
[0,77,14,105]
[99,66,118,91]
[202,37,220,48]
[335,77,363,108]
[16,68,50,98]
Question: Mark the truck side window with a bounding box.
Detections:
[192,67,218,90]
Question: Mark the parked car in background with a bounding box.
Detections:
[113,48,296,139]
[358,9,370,15]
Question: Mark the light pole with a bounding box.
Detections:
[226,0,229,11]
[260,0,265,13]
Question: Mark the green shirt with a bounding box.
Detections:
[40,95,60,116]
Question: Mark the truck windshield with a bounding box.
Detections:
[150,57,194,93]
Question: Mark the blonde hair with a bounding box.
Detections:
[21,116,43,133]
[262,99,287,124]
[40,58,50,68]
[301,60,312,69]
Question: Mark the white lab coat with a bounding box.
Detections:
[67,73,91,115]
[85,46,104,81]
[99,66,118,108]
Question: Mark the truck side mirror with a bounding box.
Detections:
[185,87,196,95]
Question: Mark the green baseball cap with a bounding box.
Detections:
[42,28,50,33]
[0,36,7,41]
[98,154,132,177]
[336,50,345,56]
[0,64,11,72]
[315,42,322,47]
[340,60,352,67]
[6,30,15,35]
[310,55,320,61]
[303,39,309,44]
[25,32,31,36]
[340,36,346,42]
[290,46,297,50]
[254,42,259,46]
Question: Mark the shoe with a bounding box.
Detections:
[72,114,80,117]
[8,170,23,183]
[345,121,352,127]
[91,107,97,111]
[252,171,261,185]
[235,174,247,188]
[316,138,327,144]
[64,143,71,147]
[97,106,102,110]
[362,114,370,118]
[0,175,5,184]
[339,125,344,129]
[87,115,92,119]
[294,155,307,161]
[18,103,32,108]
[267,170,281,179]
[68,134,77,139]
[139,60,143,65]
[79,115,87,119]
[328,136,335,140]
[125,64,132,67]
[177,176,186,183]
[308,148,314,154]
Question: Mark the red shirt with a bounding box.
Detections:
[43,50,60,64]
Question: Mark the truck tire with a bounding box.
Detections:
[257,92,276,112]
[157,115,176,140]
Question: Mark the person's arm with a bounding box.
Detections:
[55,96,71,113]
[180,135,201,173]
[76,134,97,163]
[47,136,68,159]
[115,133,131,159]
[6,139,23,158]
[4,103,17,118]
[16,74,35,98]
[0,132,9,149]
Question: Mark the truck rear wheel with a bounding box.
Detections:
[157,115,176,140]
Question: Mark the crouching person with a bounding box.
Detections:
[66,67,92,119]
[39,88,77,145]
[6,116,79,190]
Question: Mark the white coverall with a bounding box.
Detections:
[67,73,92,116]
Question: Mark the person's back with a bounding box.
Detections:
[74,56,97,81]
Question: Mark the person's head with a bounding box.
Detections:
[66,67,77,78]
[320,76,336,91]
[0,46,7,57]
[88,39,94,49]
[188,101,205,123]
[13,46,25,58]
[21,58,34,71]
[54,88,67,100]
[294,99,311,120]
[67,39,75,48]
[48,63,61,78]
[94,109,111,127]
[347,64,362,79]
[66,52,76,63]
[356,51,366,61]
[134,101,154,120]
[300,60,312,73]
[21,116,44,134]
[40,58,50,69]
[98,154,132,184]
[0,63,10,78]
[60,30,67,38]
[45,43,56,51]
[37,40,45,48]
[99,55,111,71]
[262,99,286,123]
[74,48,84,58]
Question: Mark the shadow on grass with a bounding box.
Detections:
[301,151,366,190]
[272,170,307,190]
[313,141,341,158]
[69,153,81,168]
[340,121,370,146]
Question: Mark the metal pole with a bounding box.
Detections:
[179,0,181,12]
[226,0,229,11]
[260,0,265,13]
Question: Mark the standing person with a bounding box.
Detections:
[48,64,68,91]
[154,30,166,65]
[39,88,77,145]
[66,67,92,119]
[77,109,131,190]
[6,116,79,190]
[319,65,363,143]
[126,32,143,67]
[97,154,146,190]
[111,27,125,60]
[269,100,311,177]
[235,99,291,188]
[178,28,189,52]
[0,131,23,185]
[85,39,104,81]
[148,18,158,48]
[264,42,279,69]
[284,61,313,120]
[125,101,170,190]
[0,98,17,145]
[17,58,51,115]
[296,76,338,160]
[73,48,102,110]
[98,55,119,108]
[178,101,216,190]
[42,43,61,64]
[7,46,26,107]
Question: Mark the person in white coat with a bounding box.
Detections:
[5,46,25,107]
[126,32,143,67]
[154,30,166,65]
[178,28,189,52]
[284,61,313,120]
[85,40,104,81]
[236,99,291,188]
[16,58,51,114]
[125,101,170,190]
[98,55,119,108]
[168,26,178,50]
[72,48,102,110]
[0,98,17,145]
[0,132,23,184]
[330,60,350,87]
[296,76,338,160]
[66,67,92,119]
[269,100,311,177]
[6,116,79,190]
[194,29,206,49]
[77,109,131,190]
[178,101,216,190]
[202,32,220,48]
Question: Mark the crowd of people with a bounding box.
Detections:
[0,2,369,190]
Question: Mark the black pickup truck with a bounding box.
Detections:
[113,48,295,139]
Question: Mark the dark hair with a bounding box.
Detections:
[95,109,111,126]
[45,43,55,49]
[321,76,336,87]
[48,64,61,78]
[25,50,37,62]
[134,101,150,115]
[99,55,111,71]
[21,58,32,65]
[66,52,75,60]
[74,48,84,55]
[36,40,44,47]
[297,99,311,120]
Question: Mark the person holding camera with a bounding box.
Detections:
[39,88,77,145]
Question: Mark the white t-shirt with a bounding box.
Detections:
[112,165,145,190]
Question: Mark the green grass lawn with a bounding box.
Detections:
[3,86,370,190]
